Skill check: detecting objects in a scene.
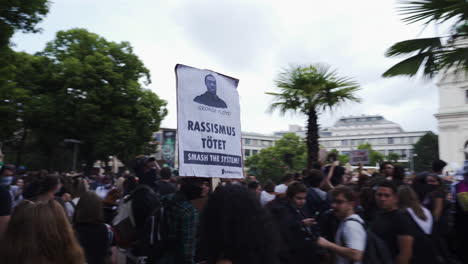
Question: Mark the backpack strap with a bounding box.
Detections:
[339,218,366,246]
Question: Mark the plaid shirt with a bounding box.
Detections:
[162,192,199,264]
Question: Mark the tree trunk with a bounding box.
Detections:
[306,108,319,168]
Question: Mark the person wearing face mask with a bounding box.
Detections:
[0,164,15,238]
[135,155,160,192]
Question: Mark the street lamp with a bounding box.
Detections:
[64,139,82,171]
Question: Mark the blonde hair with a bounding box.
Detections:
[0,200,86,264]
[397,185,427,221]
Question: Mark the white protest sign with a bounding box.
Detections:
[176,64,243,178]
[349,149,369,165]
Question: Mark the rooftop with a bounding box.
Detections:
[334,115,398,127]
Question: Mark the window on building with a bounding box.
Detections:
[341,140,349,146]
[466,90,468,103]
[261,140,271,146]
[244,138,251,145]
[244,149,251,157]
[388,138,394,144]
[252,150,258,155]
[402,149,408,157]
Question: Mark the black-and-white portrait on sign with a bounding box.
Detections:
[193,74,227,108]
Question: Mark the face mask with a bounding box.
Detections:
[0,176,13,186]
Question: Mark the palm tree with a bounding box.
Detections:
[267,64,361,167]
[383,0,468,78]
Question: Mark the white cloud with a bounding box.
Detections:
[11,0,442,135]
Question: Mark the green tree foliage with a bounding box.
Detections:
[0,0,50,48]
[267,64,360,167]
[413,131,439,172]
[2,29,167,170]
[386,152,401,163]
[245,133,306,183]
[358,143,385,165]
[383,0,468,78]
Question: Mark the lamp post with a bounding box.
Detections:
[64,139,82,171]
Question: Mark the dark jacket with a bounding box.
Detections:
[269,198,318,264]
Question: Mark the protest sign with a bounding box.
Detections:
[349,149,369,165]
[175,64,243,178]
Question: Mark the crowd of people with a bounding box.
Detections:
[0,153,467,264]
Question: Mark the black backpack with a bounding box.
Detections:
[128,192,177,264]
[305,187,330,218]
[340,218,392,264]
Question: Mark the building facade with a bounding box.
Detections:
[241,132,278,158]
[435,68,468,167]
[275,115,429,163]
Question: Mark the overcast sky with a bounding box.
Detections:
[12,0,442,135]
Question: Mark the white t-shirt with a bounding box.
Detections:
[260,191,276,206]
[334,214,367,264]
[274,184,288,194]
[65,197,80,219]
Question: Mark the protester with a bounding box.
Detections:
[0,199,86,264]
[260,180,276,206]
[370,181,414,264]
[423,174,447,222]
[432,159,447,179]
[158,177,205,264]
[10,177,24,207]
[156,167,177,195]
[201,184,279,264]
[134,155,160,191]
[74,191,114,264]
[303,168,329,218]
[398,185,441,264]
[123,175,138,196]
[274,173,294,195]
[247,180,262,198]
[0,164,15,238]
[95,174,115,200]
[65,176,88,220]
[102,188,121,224]
[270,181,319,264]
[380,162,394,180]
[392,165,406,187]
[323,153,346,187]
[23,173,61,202]
[451,163,468,263]
[317,185,366,264]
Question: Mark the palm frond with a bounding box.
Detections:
[385,37,442,57]
[268,64,361,115]
[398,0,468,25]
[382,53,430,77]
[439,47,468,71]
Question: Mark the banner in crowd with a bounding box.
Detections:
[175,64,243,178]
[162,129,176,168]
[349,149,369,165]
